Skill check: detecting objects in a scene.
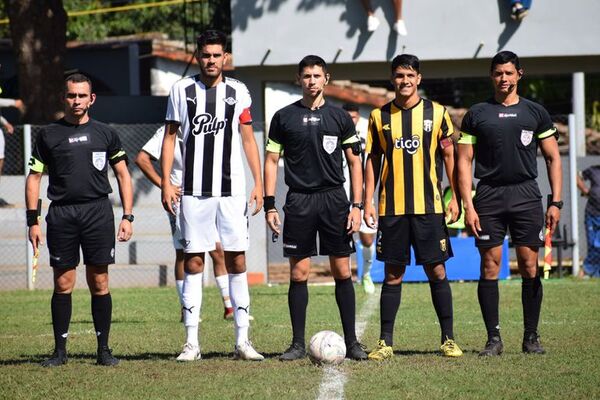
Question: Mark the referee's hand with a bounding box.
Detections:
[545,206,560,235]
[117,220,133,242]
[347,207,361,234]
[161,182,179,216]
[28,225,43,254]
[465,207,481,238]
[364,204,378,230]
[266,210,281,235]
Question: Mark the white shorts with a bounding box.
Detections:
[168,203,184,250]
[180,195,248,253]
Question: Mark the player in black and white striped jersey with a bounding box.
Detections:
[161,30,264,361]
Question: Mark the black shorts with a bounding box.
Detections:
[282,187,355,258]
[376,213,452,266]
[473,180,544,248]
[46,197,115,268]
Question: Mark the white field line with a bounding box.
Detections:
[316,288,380,400]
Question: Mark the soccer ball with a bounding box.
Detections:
[308,330,346,366]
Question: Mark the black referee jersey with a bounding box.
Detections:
[29,118,127,203]
[458,97,557,185]
[266,100,359,192]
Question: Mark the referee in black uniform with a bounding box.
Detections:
[26,73,134,366]
[264,55,367,361]
[457,51,562,356]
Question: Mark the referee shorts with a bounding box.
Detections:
[46,197,115,269]
[282,186,355,258]
[376,213,452,266]
[473,179,544,248]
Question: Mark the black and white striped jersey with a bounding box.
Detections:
[165,75,252,197]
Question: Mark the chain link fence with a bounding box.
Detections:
[0,123,268,290]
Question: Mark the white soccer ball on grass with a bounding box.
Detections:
[308,330,346,366]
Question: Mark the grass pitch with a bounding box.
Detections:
[1,279,599,400]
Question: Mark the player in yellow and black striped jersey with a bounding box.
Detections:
[363,54,463,360]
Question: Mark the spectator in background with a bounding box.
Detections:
[361,0,407,36]
[510,0,531,21]
[577,167,600,278]
[0,91,24,207]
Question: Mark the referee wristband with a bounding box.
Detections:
[264,196,276,212]
[26,210,38,227]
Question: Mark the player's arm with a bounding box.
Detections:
[240,123,264,216]
[264,149,281,235]
[364,153,380,229]
[441,138,459,223]
[576,173,589,196]
[160,122,179,215]
[25,171,43,252]
[344,147,363,234]
[112,159,134,242]
[539,135,562,234]
[456,142,480,237]
[135,150,162,188]
[0,115,14,134]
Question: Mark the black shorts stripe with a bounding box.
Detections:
[422,100,435,213]
[221,85,236,195]
[184,82,197,195]
[402,108,414,214]
[201,87,217,194]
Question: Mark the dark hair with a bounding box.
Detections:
[342,102,359,112]
[490,51,521,72]
[65,73,92,92]
[197,30,228,50]
[391,54,420,74]
[298,55,328,75]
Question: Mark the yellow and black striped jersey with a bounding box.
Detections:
[366,98,453,216]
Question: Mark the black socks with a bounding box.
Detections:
[288,280,308,347]
[91,293,112,349]
[51,292,72,351]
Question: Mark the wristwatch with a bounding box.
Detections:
[122,214,135,222]
[549,201,563,210]
[351,202,364,210]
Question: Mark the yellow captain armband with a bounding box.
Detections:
[28,157,45,173]
[266,139,283,153]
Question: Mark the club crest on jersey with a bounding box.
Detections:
[521,129,534,146]
[223,96,237,105]
[322,135,338,154]
[92,152,106,171]
[440,239,447,252]
[394,135,421,155]
[423,119,433,132]
[192,113,227,136]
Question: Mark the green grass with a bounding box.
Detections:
[1,279,599,400]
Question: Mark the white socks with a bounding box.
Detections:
[362,244,375,276]
[182,272,203,347]
[175,280,184,306]
[229,272,250,346]
[215,274,232,308]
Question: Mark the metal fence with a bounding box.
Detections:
[0,123,268,290]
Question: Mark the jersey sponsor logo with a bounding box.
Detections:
[223,96,237,105]
[322,135,338,154]
[191,113,227,136]
[186,96,198,105]
[92,152,106,171]
[498,112,517,118]
[68,135,89,144]
[394,135,421,155]
[521,129,534,146]
[302,114,321,126]
[423,119,433,132]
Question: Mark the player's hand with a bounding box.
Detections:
[464,206,481,238]
[546,206,560,235]
[248,185,263,216]
[4,122,14,134]
[266,210,281,235]
[28,225,43,254]
[364,203,378,230]
[161,182,178,215]
[117,220,133,242]
[174,186,182,197]
[347,207,361,234]
[446,197,459,224]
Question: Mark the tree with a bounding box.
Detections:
[4,0,67,123]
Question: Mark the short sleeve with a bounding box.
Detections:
[458,109,477,144]
[141,127,165,161]
[341,111,359,147]
[583,167,591,181]
[108,127,128,165]
[535,106,557,140]
[29,129,49,173]
[366,111,382,156]
[165,83,181,124]
[266,111,283,153]
[440,107,454,139]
